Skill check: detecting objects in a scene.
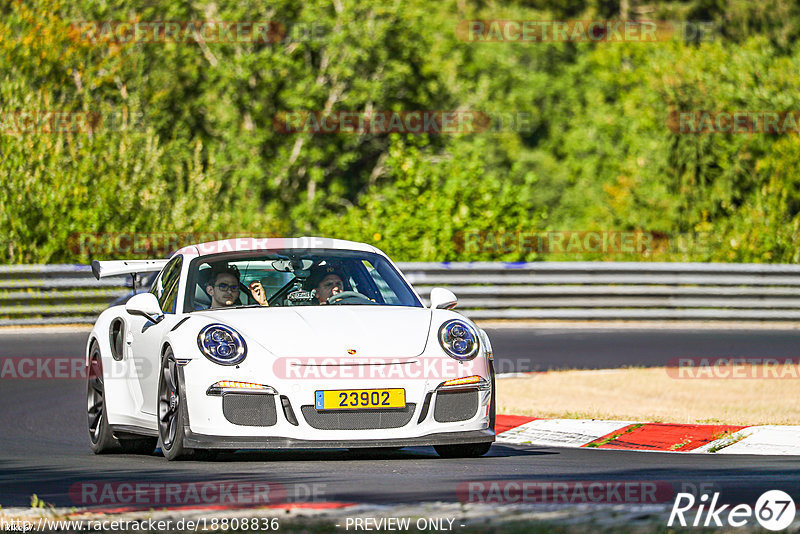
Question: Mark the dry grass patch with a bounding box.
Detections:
[497,366,800,425]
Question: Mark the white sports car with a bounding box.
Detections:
[86,237,495,460]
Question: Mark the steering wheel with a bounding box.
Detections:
[326,291,375,305]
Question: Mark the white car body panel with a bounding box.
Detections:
[191,307,432,358]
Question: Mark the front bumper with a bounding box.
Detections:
[178,355,493,448]
[183,428,495,449]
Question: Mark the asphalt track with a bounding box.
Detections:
[0,328,799,512]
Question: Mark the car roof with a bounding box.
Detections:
[173,236,382,258]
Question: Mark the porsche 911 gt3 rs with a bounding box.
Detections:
[86,237,495,460]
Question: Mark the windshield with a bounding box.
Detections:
[185,249,422,311]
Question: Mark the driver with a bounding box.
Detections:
[304,264,345,305]
[205,264,268,308]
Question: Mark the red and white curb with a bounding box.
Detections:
[495,415,800,455]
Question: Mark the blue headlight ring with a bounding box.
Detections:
[438,319,480,361]
[197,323,247,366]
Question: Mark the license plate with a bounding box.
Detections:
[314,389,405,410]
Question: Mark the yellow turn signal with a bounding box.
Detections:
[216,381,268,390]
[440,375,483,388]
[206,381,277,396]
[437,375,490,391]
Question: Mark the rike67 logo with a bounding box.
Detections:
[668,490,796,530]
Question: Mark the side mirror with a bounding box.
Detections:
[429,287,458,310]
[125,292,163,323]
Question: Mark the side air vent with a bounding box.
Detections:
[281,395,298,426]
[417,392,433,424]
[109,318,125,361]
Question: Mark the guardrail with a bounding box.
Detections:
[2,262,800,326]
[399,262,800,321]
[0,265,134,326]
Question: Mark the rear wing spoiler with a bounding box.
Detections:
[91,259,168,280]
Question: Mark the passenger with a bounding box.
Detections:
[205,264,268,308]
[304,264,345,305]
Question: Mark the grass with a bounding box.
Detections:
[30,494,53,509]
[584,423,643,448]
[497,365,800,425]
[708,432,750,453]
[668,439,691,450]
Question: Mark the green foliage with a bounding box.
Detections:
[318,135,540,261]
[30,493,53,509]
[2,0,800,263]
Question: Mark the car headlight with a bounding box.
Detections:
[438,319,480,361]
[197,324,247,365]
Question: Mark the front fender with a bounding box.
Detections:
[160,315,209,362]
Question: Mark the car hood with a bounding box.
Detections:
[192,306,432,358]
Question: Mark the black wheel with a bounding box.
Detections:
[87,343,120,453]
[434,442,493,458]
[119,437,157,455]
[158,349,191,460]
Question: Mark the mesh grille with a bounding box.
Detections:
[301,404,416,430]
[433,390,479,423]
[223,394,278,427]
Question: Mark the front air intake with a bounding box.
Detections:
[301,404,416,430]
[433,390,478,423]
[222,394,278,426]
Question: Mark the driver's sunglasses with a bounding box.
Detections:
[215,283,239,292]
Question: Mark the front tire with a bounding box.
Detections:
[158,349,191,460]
[434,442,493,458]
